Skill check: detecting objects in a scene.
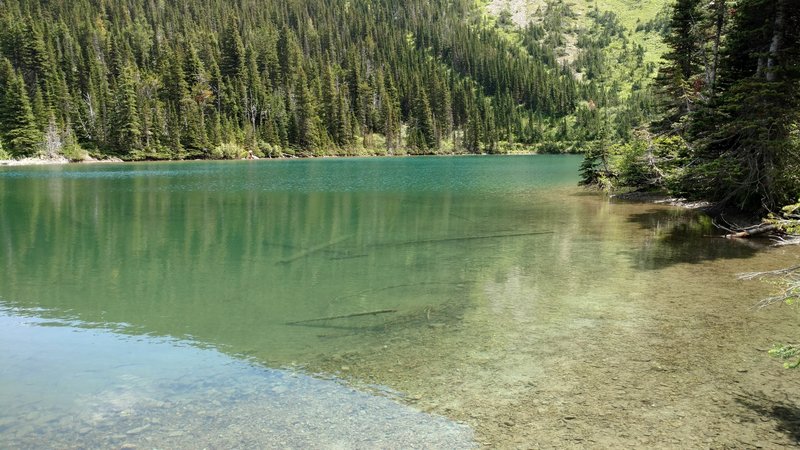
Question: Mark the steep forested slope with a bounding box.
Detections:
[0,0,583,160]
[485,0,668,151]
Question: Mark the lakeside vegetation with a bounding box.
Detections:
[580,0,799,217]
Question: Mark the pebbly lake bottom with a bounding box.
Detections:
[299,209,800,449]
[0,310,475,449]
[2,156,800,448]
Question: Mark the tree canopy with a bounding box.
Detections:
[0,0,587,159]
[584,0,800,214]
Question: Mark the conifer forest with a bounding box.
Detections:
[0,0,583,160]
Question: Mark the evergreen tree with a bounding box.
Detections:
[684,0,800,210]
[0,59,42,156]
[220,16,246,80]
[409,80,436,152]
[296,69,320,151]
[110,65,142,155]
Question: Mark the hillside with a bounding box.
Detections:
[483,0,669,152]
[486,0,668,62]
[0,0,666,160]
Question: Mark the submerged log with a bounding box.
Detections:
[372,231,553,248]
[724,224,778,239]
[286,309,398,325]
[278,235,352,264]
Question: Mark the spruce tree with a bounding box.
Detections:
[0,59,42,156]
[220,16,246,80]
[110,65,142,156]
[296,69,320,151]
[657,0,703,119]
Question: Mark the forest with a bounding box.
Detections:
[581,0,799,216]
[0,0,667,161]
[0,0,574,160]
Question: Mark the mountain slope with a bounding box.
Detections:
[0,0,579,160]
[482,0,669,152]
[0,0,668,160]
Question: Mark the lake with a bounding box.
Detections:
[1,155,799,448]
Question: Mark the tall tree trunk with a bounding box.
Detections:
[708,0,726,95]
[766,0,785,82]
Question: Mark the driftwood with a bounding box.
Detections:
[739,265,800,308]
[333,281,474,302]
[286,309,397,325]
[371,231,553,248]
[724,224,778,239]
[277,235,352,264]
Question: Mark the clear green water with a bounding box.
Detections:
[2,155,799,448]
[0,156,578,363]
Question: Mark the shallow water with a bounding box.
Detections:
[1,156,799,448]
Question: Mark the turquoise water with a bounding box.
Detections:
[1,155,576,448]
[2,155,799,448]
[0,156,579,364]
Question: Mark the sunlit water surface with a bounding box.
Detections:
[2,156,799,448]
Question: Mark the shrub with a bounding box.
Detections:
[211,142,246,159]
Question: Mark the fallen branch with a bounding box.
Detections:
[328,253,369,261]
[724,224,778,239]
[278,234,352,264]
[739,265,800,309]
[286,309,398,325]
[754,282,800,309]
[371,231,553,248]
[738,264,800,281]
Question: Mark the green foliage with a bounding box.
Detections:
[0,58,43,156]
[211,142,247,160]
[0,0,595,158]
[61,142,89,162]
[769,344,800,369]
[0,139,9,159]
[608,139,650,186]
[579,139,613,189]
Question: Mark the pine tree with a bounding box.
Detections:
[296,69,320,151]
[465,101,482,154]
[409,80,436,152]
[0,59,43,156]
[657,0,704,119]
[321,64,339,144]
[380,75,401,152]
[110,65,142,156]
[220,16,246,80]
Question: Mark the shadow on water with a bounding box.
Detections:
[736,392,800,443]
[625,208,763,270]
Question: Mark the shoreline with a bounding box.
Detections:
[0,156,125,167]
[0,151,555,168]
[608,189,712,210]
[610,190,800,245]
